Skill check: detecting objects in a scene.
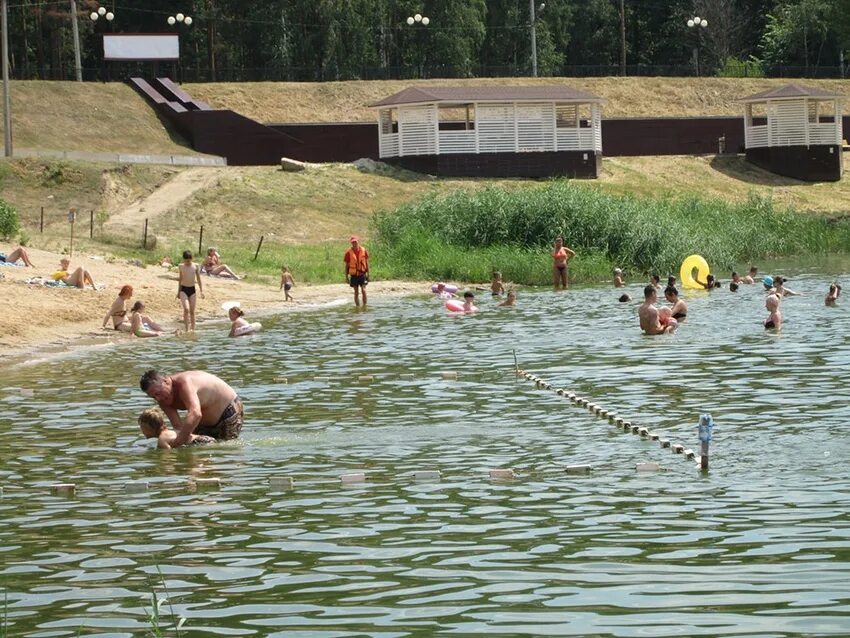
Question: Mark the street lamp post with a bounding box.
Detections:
[1,0,11,156]
[405,13,429,79]
[686,16,708,77]
[530,1,544,77]
[167,13,193,82]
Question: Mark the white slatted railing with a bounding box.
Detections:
[439,130,476,154]
[379,133,399,158]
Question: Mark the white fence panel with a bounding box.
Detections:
[399,105,437,156]
[809,123,839,146]
[517,103,555,152]
[379,133,399,158]
[769,101,807,147]
[439,130,476,154]
[477,103,517,153]
[746,126,769,148]
[556,128,596,151]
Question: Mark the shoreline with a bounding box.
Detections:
[0,245,429,363]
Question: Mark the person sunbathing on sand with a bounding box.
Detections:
[203,247,241,279]
[0,246,35,267]
[53,258,96,289]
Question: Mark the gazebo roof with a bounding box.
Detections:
[370,85,604,108]
[739,83,844,103]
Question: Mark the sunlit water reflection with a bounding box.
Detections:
[1,271,850,636]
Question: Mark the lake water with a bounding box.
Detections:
[2,270,850,637]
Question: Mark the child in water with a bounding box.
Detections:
[138,407,215,449]
[490,271,505,296]
[825,282,842,306]
[435,282,455,299]
[499,290,517,306]
[657,306,678,332]
[228,306,261,337]
[279,266,295,302]
[764,294,781,331]
[613,268,625,287]
[462,291,478,313]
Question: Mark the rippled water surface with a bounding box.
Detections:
[2,272,850,637]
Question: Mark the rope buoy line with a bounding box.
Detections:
[516,368,700,467]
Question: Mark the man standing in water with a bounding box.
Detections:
[140,369,243,447]
[344,235,370,307]
[639,285,674,335]
[552,237,576,290]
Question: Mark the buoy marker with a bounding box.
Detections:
[489,468,515,480]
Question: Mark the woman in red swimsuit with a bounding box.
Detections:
[552,237,576,290]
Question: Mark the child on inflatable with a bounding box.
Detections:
[228,306,262,337]
[462,291,478,313]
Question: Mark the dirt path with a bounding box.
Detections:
[105,167,227,231]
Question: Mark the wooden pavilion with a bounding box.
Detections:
[370,86,604,178]
[740,84,844,182]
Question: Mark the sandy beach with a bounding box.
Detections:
[0,245,425,360]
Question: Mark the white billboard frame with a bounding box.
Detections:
[103,34,180,61]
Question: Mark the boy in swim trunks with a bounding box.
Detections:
[490,271,505,296]
[177,250,204,332]
[138,407,216,449]
[279,266,295,302]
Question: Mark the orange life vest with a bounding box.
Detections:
[344,246,369,276]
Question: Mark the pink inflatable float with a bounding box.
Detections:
[432,282,459,294]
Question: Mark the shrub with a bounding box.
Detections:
[0,198,20,240]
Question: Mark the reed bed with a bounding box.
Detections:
[374,181,850,284]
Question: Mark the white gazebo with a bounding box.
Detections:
[370,86,605,178]
[740,84,844,181]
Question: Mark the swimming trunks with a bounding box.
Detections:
[349,274,368,288]
[194,397,243,441]
[187,434,216,446]
[672,312,687,320]
[0,254,6,263]
[764,321,776,329]
[556,264,566,272]
[284,283,292,291]
[179,285,196,298]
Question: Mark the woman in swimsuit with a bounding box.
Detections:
[177,250,204,332]
[130,301,166,337]
[102,284,133,331]
[764,294,781,331]
[202,248,240,279]
[664,286,688,321]
[53,258,97,289]
[552,237,576,290]
[0,246,35,267]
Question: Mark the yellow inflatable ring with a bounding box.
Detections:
[680,254,710,290]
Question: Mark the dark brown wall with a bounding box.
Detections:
[746,145,843,182]
[268,123,378,162]
[388,151,601,178]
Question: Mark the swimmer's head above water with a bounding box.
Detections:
[138,407,166,439]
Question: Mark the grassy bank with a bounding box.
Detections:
[373,182,850,285]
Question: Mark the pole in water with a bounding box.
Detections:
[698,414,714,471]
[198,224,204,256]
[512,349,519,378]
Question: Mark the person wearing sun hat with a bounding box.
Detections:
[344,235,370,307]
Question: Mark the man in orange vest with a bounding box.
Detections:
[344,235,370,307]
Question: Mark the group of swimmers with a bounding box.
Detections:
[620,264,841,334]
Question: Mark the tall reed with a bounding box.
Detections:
[374,181,850,284]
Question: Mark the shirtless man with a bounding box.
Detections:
[742,266,758,284]
[177,250,204,332]
[140,369,243,447]
[639,285,674,335]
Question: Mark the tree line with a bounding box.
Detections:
[5,0,850,82]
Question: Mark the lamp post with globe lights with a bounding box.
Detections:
[89,6,115,25]
[167,13,194,81]
[405,13,429,78]
[686,16,708,76]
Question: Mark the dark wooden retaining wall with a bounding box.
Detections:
[746,145,843,182]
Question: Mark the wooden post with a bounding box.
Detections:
[253,235,264,261]
[198,224,204,256]
[143,218,148,249]
[68,208,77,257]
[512,349,519,381]
[89,209,93,238]
[40,206,43,233]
